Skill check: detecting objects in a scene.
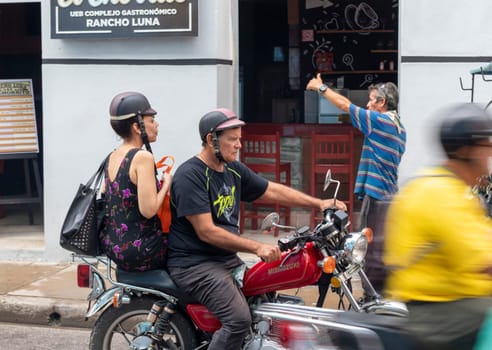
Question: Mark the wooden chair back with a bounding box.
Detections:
[310,131,355,227]
[239,132,291,235]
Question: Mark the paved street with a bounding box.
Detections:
[0,322,90,349]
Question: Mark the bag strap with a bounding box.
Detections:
[156,155,175,174]
[86,154,111,190]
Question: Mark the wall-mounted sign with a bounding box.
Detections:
[51,0,198,38]
[0,79,39,155]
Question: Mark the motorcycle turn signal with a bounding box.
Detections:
[319,256,336,273]
[112,289,130,308]
[361,227,373,243]
[113,291,122,308]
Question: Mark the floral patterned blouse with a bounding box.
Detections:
[99,148,168,271]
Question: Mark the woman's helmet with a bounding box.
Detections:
[109,91,156,153]
[109,91,156,120]
[439,103,492,158]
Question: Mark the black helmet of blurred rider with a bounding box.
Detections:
[439,103,492,160]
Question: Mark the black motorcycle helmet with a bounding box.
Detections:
[199,108,245,161]
[109,91,156,120]
[439,103,492,159]
[109,91,157,152]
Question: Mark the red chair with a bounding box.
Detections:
[310,131,355,228]
[240,132,291,236]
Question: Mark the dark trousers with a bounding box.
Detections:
[168,259,251,350]
[359,194,391,294]
[406,298,492,350]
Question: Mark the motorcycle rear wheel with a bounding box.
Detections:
[89,296,197,350]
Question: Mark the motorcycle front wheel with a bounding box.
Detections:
[89,296,197,350]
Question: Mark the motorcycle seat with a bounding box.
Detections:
[116,268,199,305]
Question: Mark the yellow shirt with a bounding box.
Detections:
[383,166,492,302]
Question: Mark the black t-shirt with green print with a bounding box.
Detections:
[167,157,268,268]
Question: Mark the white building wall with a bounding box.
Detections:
[40,1,238,261]
[33,0,492,261]
[398,0,492,182]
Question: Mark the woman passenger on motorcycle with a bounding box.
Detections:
[99,91,171,271]
[383,103,492,350]
[167,108,346,350]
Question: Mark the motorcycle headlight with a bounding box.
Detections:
[343,233,368,264]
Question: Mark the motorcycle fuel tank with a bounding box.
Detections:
[242,243,322,296]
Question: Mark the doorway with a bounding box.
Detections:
[239,0,290,123]
[0,2,43,232]
[238,0,398,124]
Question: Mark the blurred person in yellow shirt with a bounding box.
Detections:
[383,103,492,350]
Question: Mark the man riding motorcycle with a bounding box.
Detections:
[166,108,346,350]
[383,103,492,350]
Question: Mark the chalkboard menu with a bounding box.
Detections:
[300,0,398,89]
[0,79,39,155]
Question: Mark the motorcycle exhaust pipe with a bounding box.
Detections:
[253,304,385,350]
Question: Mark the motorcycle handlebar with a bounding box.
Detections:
[278,236,298,252]
[275,207,346,253]
[323,207,336,217]
[277,226,312,252]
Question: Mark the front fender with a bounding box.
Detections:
[87,287,121,318]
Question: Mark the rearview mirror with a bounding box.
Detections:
[323,170,332,192]
[260,212,280,231]
[323,169,341,203]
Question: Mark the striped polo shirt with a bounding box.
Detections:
[349,104,406,200]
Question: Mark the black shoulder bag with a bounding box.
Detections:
[59,155,109,256]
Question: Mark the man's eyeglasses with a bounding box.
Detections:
[376,84,387,101]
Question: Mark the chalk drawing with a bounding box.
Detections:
[359,74,375,88]
[345,2,379,31]
[342,53,355,71]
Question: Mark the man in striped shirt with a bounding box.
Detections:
[307,74,406,294]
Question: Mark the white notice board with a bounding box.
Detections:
[0,79,39,154]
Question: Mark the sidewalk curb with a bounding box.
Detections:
[0,295,93,328]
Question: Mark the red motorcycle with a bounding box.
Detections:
[76,170,408,349]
